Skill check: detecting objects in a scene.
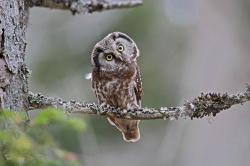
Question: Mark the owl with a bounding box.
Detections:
[90,32,142,142]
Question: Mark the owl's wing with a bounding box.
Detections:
[134,66,143,107]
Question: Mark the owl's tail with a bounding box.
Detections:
[122,126,140,142]
[107,117,140,142]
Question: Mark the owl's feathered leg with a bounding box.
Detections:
[107,117,140,142]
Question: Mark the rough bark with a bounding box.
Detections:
[0,0,29,111]
[28,85,250,120]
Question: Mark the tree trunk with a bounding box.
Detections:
[0,0,29,111]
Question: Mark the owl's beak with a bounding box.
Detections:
[116,55,124,62]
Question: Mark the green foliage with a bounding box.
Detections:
[0,109,86,166]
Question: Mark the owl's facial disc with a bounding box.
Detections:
[92,48,119,72]
[111,32,139,62]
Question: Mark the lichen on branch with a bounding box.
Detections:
[30,0,143,14]
[28,85,250,120]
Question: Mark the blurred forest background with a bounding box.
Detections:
[26,0,250,165]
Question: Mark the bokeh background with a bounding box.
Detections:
[27,0,250,165]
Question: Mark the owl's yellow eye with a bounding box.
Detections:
[117,44,124,52]
[105,54,113,61]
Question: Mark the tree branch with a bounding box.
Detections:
[29,0,143,14]
[28,85,250,120]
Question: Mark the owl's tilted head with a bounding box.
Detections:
[91,32,139,72]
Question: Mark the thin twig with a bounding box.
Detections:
[28,85,250,120]
[30,0,143,14]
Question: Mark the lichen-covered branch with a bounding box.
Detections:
[29,0,143,14]
[28,85,250,120]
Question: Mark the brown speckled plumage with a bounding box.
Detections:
[91,32,142,142]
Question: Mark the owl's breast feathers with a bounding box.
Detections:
[91,62,142,110]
